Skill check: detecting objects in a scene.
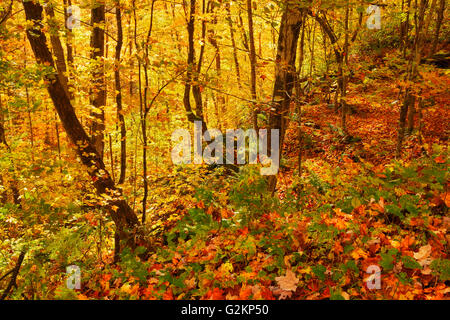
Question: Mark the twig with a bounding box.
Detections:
[0,251,26,300]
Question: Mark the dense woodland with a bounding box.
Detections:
[0,0,448,300]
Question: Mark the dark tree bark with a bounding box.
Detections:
[401,0,413,57]
[63,0,74,98]
[183,0,207,132]
[0,251,25,300]
[430,0,445,55]
[44,2,71,99]
[407,95,417,135]
[396,0,428,157]
[267,4,303,192]
[90,2,106,158]
[247,0,258,131]
[226,2,242,90]
[295,12,307,178]
[0,94,8,204]
[341,0,350,134]
[308,10,344,112]
[23,0,143,251]
[208,0,225,130]
[115,2,126,185]
[0,0,13,26]
[141,0,156,224]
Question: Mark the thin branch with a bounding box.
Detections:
[0,251,26,300]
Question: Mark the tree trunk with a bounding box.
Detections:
[63,0,74,99]
[115,3,126,185]
[247,0,258,131]
[267,5,303,192]
[208,1,225,130]
[341,1,350,134]
[309,11,344,113]
[296,12,306,178]
[23,0,143,252]
[226,2,242,90]
[430,0,445,55]
[183,0,207,132]
[396,0,428,157]
[90,3,106,158]
[401,0,413,57]
[407,95,416,134]
[44,3,71,99]
[396,90,413,156]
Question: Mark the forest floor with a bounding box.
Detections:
[70,53,449,300]
[3,52,448,301]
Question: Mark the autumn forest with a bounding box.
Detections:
[0,0,449,301]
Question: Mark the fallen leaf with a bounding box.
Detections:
[275,269,299,292]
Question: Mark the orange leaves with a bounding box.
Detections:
[333,241,344,254]
[433,155,446,164]
[321,211,349,231]
[220,208,234,219]
[142,286,157,300]
[400,236,415,252]
[163,288,174,300]
[237,227,249,236]
[371,197,385,214]
[204,287,224,300]
[77,294,89,300]
[172,252,182,266]
[350,248,368,260]
[409,217,425,227]
[99,273,112,292]
[238,286,253,300]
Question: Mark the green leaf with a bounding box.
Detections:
[401,255,422,270]
[380,249,398,271]
[312,265,327,281]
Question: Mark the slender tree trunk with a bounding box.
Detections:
[140,0,156,224]
[423,0,437,40]
[407,95,417,134]
[267,5,303,192]
[44,2,71,99]
[341,1,350,134]
[0,94,8,204]
[183,0,207,132]
[0,0,12,27]
[226,3,242,90]
[417,97,424,144]
[296,12,306,178]
[402,0,413,57]
[23,0,144,252]
[309,11,343,113]
[208,1,225,130]
[397,89,413,155]
[237,8,249,51]
[430,0,445,55]
[322,23,329,75]
[400,0,406,48]
[247,0,258,131]
[396,0,428,157]
[25,87,35,163]
[308,20,316,78]
[115,3,126,185]
[193,0,206,125]
[90,3,106,158]
[64,0,74,74]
